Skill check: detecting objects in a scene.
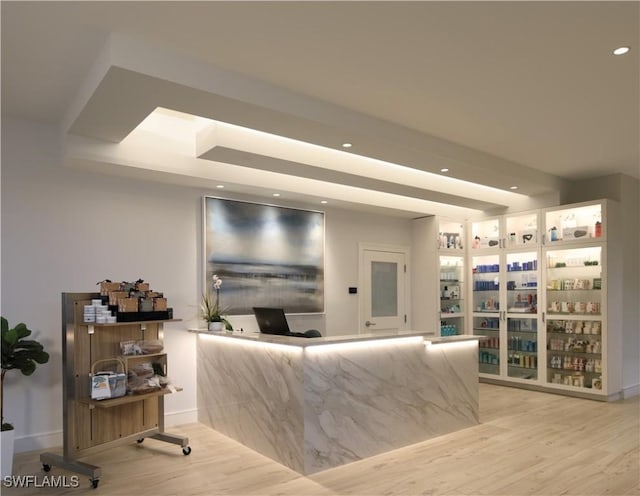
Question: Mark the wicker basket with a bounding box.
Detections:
[90,358,127,400]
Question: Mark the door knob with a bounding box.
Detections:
[365,320,376,327]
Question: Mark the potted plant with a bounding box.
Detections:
[201,275,233,332]
[1,316,50,477]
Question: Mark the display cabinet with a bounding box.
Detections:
[439,255,465,336]
[505,251,539,381]
[471,253,501,375]
[471,238,541,382]
[40,293,190,488]
[540,198,621,398]
[544,245,605,391]
[437,219,466,335]
[416,199,621,399]
[412,216,467,336]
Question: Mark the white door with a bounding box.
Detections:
[360,248,407,333]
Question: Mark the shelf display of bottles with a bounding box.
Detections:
[439,255,464,336]
[507,317,538,380]
[473,316,500,374]
[437,220,465,251]
[472,254,500,376]
[545,202,603,244]
[505,251,539,381]
[472,254,500,312]
[440,321,459,336]
[506,253,538,314]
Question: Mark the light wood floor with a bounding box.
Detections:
[5,384,639,495]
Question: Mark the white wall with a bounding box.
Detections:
[1,118,413,452]
[620,177,640,396]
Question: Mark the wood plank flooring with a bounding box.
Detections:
[5,384,639,495]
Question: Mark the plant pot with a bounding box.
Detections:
[208,322,224,332]
[1,428,15,478]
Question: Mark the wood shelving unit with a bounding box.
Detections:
[40,292,190,489]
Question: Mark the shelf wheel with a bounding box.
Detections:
[182,446,192,456]
[42,463,51,472]
[137,438,144,443]
[91,478,100,489]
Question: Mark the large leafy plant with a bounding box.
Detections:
[1,317,50,431]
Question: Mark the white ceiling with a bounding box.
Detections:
[2,1,638,217]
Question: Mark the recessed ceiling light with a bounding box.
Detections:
[510,186,518,190]
[613,46,630,55]
[272,193,281,197]
[440,168,449,173]
[216,184,225,189]
[342,143,352,148]
[320,200,328,204]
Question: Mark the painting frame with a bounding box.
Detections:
[203,196,325,315]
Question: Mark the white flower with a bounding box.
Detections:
[213,274,222,290]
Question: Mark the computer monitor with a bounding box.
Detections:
[252,307,291,335]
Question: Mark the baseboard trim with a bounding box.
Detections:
[164,408,198,427]
[479,377,617,402]
[14,409,199,454]
[622,383,640,399]
[15,430,62,454]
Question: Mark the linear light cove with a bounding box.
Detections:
[303,336,425,353]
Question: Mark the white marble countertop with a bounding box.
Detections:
[189,328,482,348]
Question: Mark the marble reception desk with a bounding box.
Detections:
[194,330,480,475]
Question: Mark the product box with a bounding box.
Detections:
[118,298,139,312]
[91,370,127,400]
[562,226,589,240]
[153,297,168,311]
[108,291,129,306]
[99,281,122,296]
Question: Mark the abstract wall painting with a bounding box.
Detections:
[203,197,325,314]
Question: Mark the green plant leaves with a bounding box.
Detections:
[1,317,50,374]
